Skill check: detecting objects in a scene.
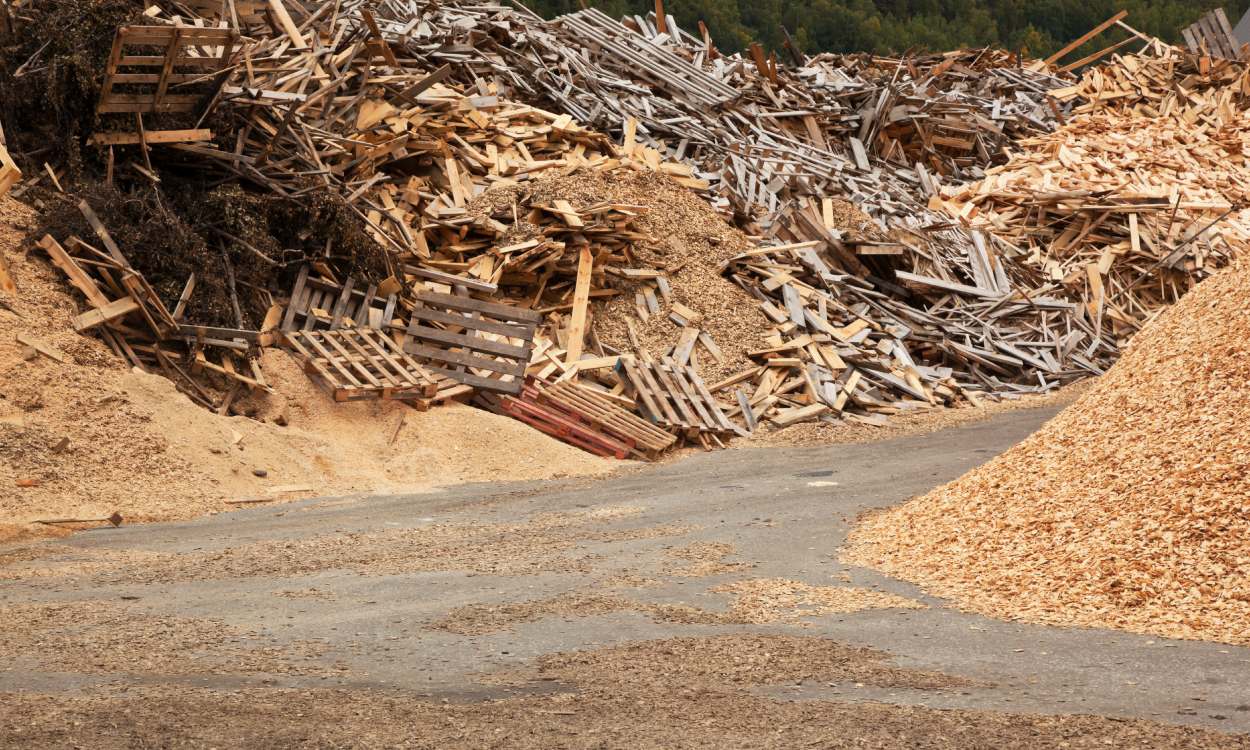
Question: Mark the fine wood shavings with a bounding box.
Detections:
[844,262,1250,645]
[710,579,927,624]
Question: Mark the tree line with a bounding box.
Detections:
[517,0,1250,68]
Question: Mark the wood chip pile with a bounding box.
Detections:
[844,261,1250,645]
[7,1,1250,455]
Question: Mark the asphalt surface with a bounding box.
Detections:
[2,405,1248,736]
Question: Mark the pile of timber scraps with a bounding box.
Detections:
[940,43,1250,347]
[698,238,1094,434]
[520,9,1075,221]
[25,4,1191,451]
[1042,41,1250,121]
[34,201,275,415]
[88,9,674,257]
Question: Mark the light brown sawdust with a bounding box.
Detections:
[0,507,695,585]
[535,633,975,692]
[426,576,924,635]
[2,680,1243,750]
[823,198,879,238]
[662,540,756,577]
[709,578,927,625]
[430,592,636,635]
[845,262,1250,645]
[0,196,617,539]
[0,599,336,676]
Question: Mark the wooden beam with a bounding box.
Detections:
[1044,10,1128,65]
[88,129,213,146]
[37,235,111,309]
[71,297,140,331]
[266,0,306,48]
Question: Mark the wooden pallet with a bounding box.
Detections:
[533,379,677,460]
[617,359,739,439]
[282,328,438,402]
[1183,9,1244,60]
[98,25,238,114]
[495,377,665,460]
[401,289,540,396]
[281,266,397,333]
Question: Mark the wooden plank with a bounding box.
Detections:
[71,297,139,331]
[1043,11,1128,65]
[414,288,541,323]
[267,0,306,47]
[15,333,66,363]
[88,129,213,146]
[37,235,111,309]
[77,200,128,267]
[407,305,526,339]
[178,324,261,341]
[770,402,828,427]
[406,265,499,293]
[564,246,593,364]
[894,270,1000,298]
[172,274,196,321]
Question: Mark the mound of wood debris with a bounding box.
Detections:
[939,42,1250,351]
[3,0,1248,460]
[844,261,1250,645]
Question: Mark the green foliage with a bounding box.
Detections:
[516,0,1250,66]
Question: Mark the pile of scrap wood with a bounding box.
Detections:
[937,43,1250,347]
[12,0,1250,458]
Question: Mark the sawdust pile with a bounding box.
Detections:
[0,197,616,538]
[535,633,975,692]
[845,262,1250,645]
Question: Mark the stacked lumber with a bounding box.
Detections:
[845,261,1250,646]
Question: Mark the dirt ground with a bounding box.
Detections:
[3,406,1249,748]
